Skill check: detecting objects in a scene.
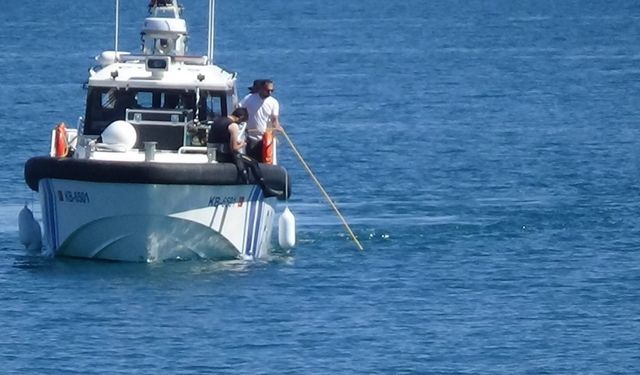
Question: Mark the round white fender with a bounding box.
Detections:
[100,120,137,151]
[18,205,42,251]
[278,207,296,249]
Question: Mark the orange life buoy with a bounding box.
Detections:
[55,123,68,158]
[262,130,274,164]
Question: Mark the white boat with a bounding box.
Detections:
[23,0,292,262]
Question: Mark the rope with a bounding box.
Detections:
[279,127,364,251]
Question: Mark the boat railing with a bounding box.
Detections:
[118,54,208,66]
[125,108,194,151]
[126,108,192,126]
[177,146,207,154]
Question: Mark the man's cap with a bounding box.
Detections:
[248,79,266,92]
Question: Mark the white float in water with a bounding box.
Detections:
[18,204,42,251]
[278,207,296,249]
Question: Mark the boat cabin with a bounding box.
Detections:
[80,0,237,153]
[83,86,230,150]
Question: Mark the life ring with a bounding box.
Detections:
[54,123,68,158]
[262,130,274,164]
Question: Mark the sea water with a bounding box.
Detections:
[1,0,640,373]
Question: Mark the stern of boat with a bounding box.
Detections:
[37,179,276,262]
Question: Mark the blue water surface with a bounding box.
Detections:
[1,0,640,373]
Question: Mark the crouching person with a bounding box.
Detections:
[207,108,249,163]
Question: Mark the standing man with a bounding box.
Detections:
[240,79,281,161]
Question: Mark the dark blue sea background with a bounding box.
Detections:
[2,0,640,373]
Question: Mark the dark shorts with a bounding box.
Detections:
[216,152,234,163]
[246,138,263,162]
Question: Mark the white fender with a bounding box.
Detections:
[278,207,296,249]
[18,205,42,251]
[100,120,137,151]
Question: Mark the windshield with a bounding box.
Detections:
[83,87,227,135]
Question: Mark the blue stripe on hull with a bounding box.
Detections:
[50,181,59,249]
[40,181,51,251]
[42,180,57,251]
[244,186,260,257]
[251,191,265,257]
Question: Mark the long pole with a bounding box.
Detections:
[279,128,364,251]
[207,0,215,64]
[114,0,120,55]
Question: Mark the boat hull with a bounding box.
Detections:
[37,178,276,262]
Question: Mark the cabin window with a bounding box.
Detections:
[84,87,228,135]
[136,91,154,108]
[200,92,224,121]
[100,89,117,109]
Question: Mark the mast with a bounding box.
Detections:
[207,0,215,64]
[115,0,120,56]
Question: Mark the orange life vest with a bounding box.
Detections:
[55,123,68,158]
[262,130,274,164]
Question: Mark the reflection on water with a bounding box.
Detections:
[9,245,296,278]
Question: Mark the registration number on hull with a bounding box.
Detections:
[208,196,245,207]
[57,190,90,204]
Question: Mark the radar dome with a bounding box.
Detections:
[101,121,137,150]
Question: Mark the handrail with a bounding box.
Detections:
[178,146,207,154]
[117,54,208,65]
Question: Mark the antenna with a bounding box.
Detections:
[115,0,120,56]
[207,0,215,64]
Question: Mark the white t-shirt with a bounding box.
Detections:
[240,93,280,140]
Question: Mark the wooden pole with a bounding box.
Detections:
[279,128,364,251]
